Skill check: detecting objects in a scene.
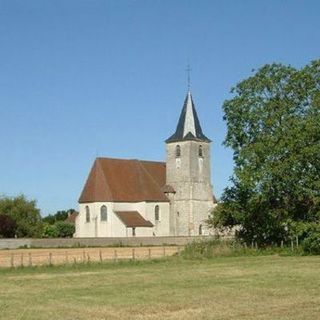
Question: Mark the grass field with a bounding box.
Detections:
[0,255,319,320]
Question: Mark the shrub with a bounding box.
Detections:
[181,239,249,259]
[54,221,75,238]
[302,227,320,255]
[181,238,301,259]
[42,223,59,238]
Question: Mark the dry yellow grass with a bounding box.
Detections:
[0,246,179,267]
[0,255,319,320]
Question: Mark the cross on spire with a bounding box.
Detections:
[186,64,192,91]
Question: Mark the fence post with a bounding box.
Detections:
[65,251,69,264]
[28,253,32,267]
[10,254,14,268]
[20,253,23,267]
[87,253,90,263]
[291,239,294,251]
[163,246,166,257]
[99,250,102,263]
[49,252,52,266]
[281,240,284,248]
[148,248,151,259]
[113,250,117,262]
[132,248,135,260]
[296,236,299,247]
[83,251,86,262]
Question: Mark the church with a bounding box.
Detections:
[75,91,217,237]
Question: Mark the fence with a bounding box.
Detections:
[0,246,181,268]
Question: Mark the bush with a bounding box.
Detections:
[42,222,75,238]
[302,227,320,255]
[42,223,59,238]
[54,221,75,238]
[181,239,302,259]
[181,239,250,259]
[0,214,17,238]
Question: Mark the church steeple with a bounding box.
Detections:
[165,91,211,143]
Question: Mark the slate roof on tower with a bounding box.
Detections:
[166,91,211,143]
[79,158,169,203]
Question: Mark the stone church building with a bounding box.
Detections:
[75,91,217,237]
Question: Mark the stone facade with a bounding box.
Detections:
[166,141,215,236]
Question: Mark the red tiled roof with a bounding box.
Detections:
[79,158,169,203]
[65,212,79,224]
[114,211,153,228]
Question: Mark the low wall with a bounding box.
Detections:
[0,239,32,250]
[0,236,228,250]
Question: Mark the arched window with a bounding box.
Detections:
[199,224,203,235]
[100,205,108,221]
[199,145,203,157]
[155,205,160,221]
[176,145,181,158]
[85,206,90,223]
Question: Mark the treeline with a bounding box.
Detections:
[0,195,75,238]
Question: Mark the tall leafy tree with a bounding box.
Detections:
[0,195,43,238]
[209,60,320,244]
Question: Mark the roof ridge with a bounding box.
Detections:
[96,157,165,164]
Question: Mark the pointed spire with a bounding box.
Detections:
[166,91,211,143]
[183,91,196,137]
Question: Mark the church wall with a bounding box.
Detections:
[76,202,127,238]
[145,202,170,236]
[171,199,215,236]
[76,201,170,238]
[113,201,170,236]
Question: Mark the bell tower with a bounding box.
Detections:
[165,91,216,236]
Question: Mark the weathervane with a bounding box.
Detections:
[186,63,192,91]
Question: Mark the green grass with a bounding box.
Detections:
[0,255,319,320]
[181,239,304,259]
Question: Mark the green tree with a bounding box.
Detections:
[41,223,59,238]
[0,195,43,238]
[41,221,75,238]
[42,209,75,225]
[54,221,75,238]
[209,60,320,244]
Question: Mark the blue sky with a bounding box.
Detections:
[0,0,319,215]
